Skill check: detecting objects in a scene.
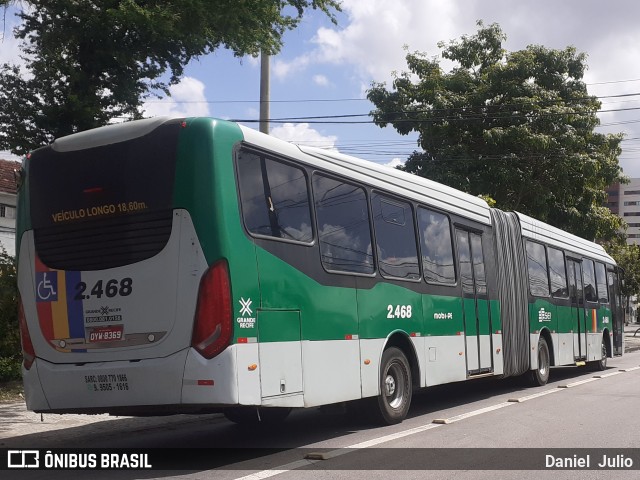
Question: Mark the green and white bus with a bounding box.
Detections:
[16,117,625,425]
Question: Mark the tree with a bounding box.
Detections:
[0,249,20,381]
[367,21,625,241]
[0,0,340,154]
[605,239,640,302]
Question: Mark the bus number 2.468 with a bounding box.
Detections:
[387,304,412,319]
[74,278,133,301]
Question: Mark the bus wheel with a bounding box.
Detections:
[373,347,412,425]
[224,407,291,425]
[590,338,607,371]
[529,337,550,386]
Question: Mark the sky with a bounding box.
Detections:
[2,0,640,175]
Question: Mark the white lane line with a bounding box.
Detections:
[507,388,563,403]
[557,377,599,388]
[593,371,623,378]
[307,423,445,463]
[344,422,443,449]
[234,423,444,480]
[233,365,636,479]
[236,463,313,480]
[432,402,514,424]
[619,366,640,372]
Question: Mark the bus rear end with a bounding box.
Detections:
[16,117,253,415]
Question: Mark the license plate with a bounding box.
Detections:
[88,325,124,343]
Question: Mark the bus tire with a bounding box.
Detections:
[590,338,608,371]
[529,337,550,386]
[224,407,291,425]
[372,347,412,425]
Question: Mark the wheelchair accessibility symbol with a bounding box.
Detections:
[36,272,58,302]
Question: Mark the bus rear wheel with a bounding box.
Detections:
[371,347,412,425]
[529,337,550,386]
[224,407,291,425]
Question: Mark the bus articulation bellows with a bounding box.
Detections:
[16,117,625,425]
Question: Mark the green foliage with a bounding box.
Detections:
[0,357,21,382]
[0,0,341,154]
[604,239,640,299]
[0,249,20,381]
[368,21,626,242]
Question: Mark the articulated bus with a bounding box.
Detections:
[16,117,625,425]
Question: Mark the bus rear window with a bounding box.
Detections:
[29,121,180,270]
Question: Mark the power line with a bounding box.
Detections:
[146,91,640,106]
[145,98,367,104]
[233,104,640,125]
[588,78,640,85]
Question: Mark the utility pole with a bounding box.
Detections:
[259,51,270,134]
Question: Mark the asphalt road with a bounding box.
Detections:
[2,350,640,480]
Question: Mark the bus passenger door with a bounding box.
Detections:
[455,229,493,375]
[567,259,587,360]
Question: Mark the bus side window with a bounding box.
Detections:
[417,207,455,284]
[525,240,550,297]
[312,174,374,275]
[582,259,598,303]
[237,150,313,243]
[547,247,569,298]
[470,233,487,296]
[595,261,609,303]
[371,194,420,280]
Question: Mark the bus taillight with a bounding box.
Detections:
[192,260,233,359]
[18,297,35,370]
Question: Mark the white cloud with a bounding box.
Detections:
[270,0,457,82]
[0,32,21,65]
[245,55,261,68]
[270,123,338,150]
[276,0,640,105]
[245,107,259,120]
[294,0,640,174]
[142,77,210,118]
[310,0,640,87]
[272,55,311,80]
[290,0,460,84]
[312,74,330,87]
[0,150,23,162]
[0,18,30,75]
[382,158,405,169]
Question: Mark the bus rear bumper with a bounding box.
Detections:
[24,347,241,415]
[22,363,50,412]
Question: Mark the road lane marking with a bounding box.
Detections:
[237,464,312,480]
[234,423,444,480]
[507,388,563,403]
[557,378,599,388]
[432,402,514,424]
[593,371,623,378]
[232,364,639,480]
[619,366,640,372]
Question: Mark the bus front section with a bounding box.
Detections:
[17,117,252,415]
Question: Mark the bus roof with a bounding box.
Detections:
[51,117,172,152]
[516,212,614,265]
[239,125,492,226]
[48,117,612,265]
[239,123,614,266]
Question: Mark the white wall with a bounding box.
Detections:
[0,190,16,256]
